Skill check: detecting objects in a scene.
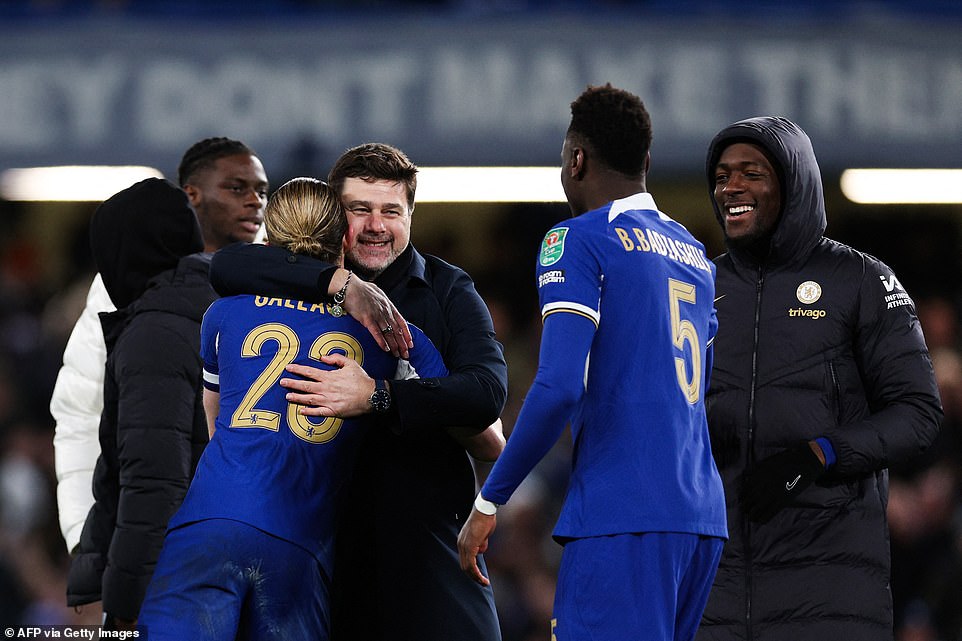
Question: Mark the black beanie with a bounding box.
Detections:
[90,177,204,308]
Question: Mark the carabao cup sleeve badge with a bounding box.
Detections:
[540,227,569,267]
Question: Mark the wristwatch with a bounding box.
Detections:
[369,379,392,413]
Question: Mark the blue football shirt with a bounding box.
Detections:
[483,192,727,539]
[170,294,447,564]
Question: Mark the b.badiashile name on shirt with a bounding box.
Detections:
[613,226,712,273]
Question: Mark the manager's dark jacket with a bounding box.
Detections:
[697,117,942,641]
[210,241,507,641]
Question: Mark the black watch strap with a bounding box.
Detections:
[369,379,392,413]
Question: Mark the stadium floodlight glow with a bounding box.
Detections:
[417,167,565,203]
[0,165,566,204]
[840,169,962,204]
[0,165,165,202]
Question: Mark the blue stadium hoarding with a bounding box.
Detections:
[0,15,959,177]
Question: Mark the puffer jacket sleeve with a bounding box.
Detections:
[51,274,114,553]
[824,255,943,476]
[390,264,507,433]
[101,318,201,621]
[210,242,337,299]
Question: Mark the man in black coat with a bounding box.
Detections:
[209,143,507,641]
[66,178,217,630]
[696,116,942,641]
[51,137,270,558]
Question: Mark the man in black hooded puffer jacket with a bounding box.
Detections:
[696,117,942,641]
[66,178,217,630]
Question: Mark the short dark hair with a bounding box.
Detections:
[568,84,652,177]
[327,143,418,211]
[178,137,257,187]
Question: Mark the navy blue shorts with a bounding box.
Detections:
[552,532,723,641]
[139,518,329,641]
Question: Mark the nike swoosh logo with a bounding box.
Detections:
[785,475,802,491]
[714,295,726,303]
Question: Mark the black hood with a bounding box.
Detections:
[706,116,827,266]
[90,177,204,308]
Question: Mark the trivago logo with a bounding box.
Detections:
[788,307,827,319]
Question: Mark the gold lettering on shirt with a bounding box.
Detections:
[613,226,711,273]
[253,297,330,314]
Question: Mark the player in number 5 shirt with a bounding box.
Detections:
[458,85,728,641]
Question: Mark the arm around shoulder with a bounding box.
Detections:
[211,244,410,356]
[209,242,337,300]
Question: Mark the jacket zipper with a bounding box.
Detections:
[745,265,765,640]
[829,362,841,424]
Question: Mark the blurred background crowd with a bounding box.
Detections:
[1,1,962,640]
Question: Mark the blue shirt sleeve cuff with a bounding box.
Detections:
[815,437,836,469]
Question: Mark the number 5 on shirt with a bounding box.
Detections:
[668,278,701,404]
